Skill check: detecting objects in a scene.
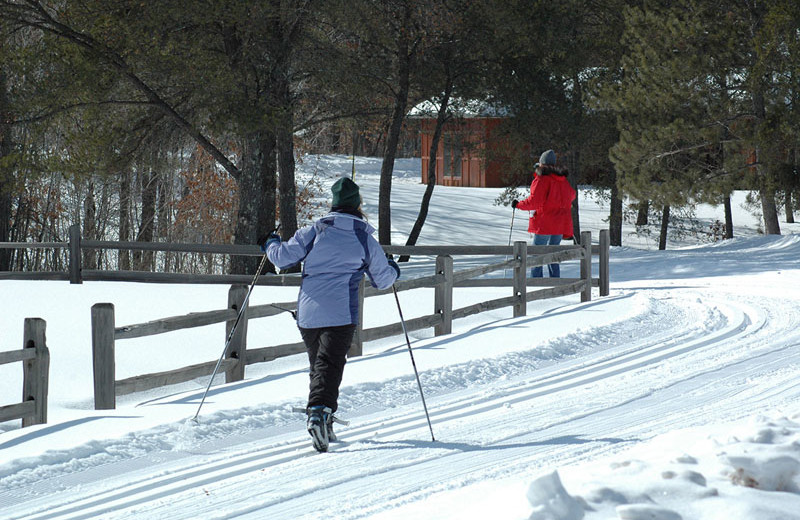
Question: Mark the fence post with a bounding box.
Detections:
[599,229,610,297]
[225,285,248,382]
[350,277,365,357]
[434,255,453,336]
[69,224,82,284]
[21,318,49,427]
[92,303,116,410]
[513,241,527,317]
[580,231,592,303]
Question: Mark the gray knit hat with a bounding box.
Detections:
[331,177,360,209]
[534,149,557,169]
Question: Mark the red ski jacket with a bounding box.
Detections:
[516,173,576,236]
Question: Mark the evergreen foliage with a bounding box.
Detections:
[606,0,800,237]
[1,0,799,266]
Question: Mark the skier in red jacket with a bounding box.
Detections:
[512,149,576,278]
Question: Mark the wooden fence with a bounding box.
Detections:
[90,231,610,409]
[0,224,280,284]
[2,225,612,290]
[0,318,49,427]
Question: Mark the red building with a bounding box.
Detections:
[413,99,512,188]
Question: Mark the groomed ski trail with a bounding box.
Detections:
[3,287,800,520]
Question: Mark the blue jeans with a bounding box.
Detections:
[531,234,563,278]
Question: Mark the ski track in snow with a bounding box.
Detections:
[2,287,800,519]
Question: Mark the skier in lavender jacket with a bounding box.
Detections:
[262,177,399,451]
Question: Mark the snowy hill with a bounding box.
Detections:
[1,156,800,520]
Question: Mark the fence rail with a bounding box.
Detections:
[0,318,49,427]
[2,225,610,287]
[89,231,610,409]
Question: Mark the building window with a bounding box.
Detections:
[443,133,450,176]
[443,132,463,178]
[452,132,462,178]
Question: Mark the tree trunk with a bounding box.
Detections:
[271,5,300,247]
[760,182,781,235]
[378,23,412,246]
[636,200,649,226]
[789,147,798,224]
[400,79,453,262]
[119,168,131,270]
[378,87,409,244]
[723,195,734,239]
[134,167,157,270]
[566,150,581,238]
[276,111,300,273]
[609,178,623,246]
[157,170,171,271]
[717,120,734,239]
[275,57,299,272]
[277,119,297,237]
[658,204,670,250]
[752,87,780,235]
[11,192,28,269]
[83,179,98,270]
[0,66,13,270]
[568,72,583,239]
[96,179,111,269]
[232,131,277,275]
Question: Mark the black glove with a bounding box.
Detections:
[511,200,519,209]
[259,232,281,252]
[388,259,401,279]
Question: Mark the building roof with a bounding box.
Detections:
[408,97,511,118]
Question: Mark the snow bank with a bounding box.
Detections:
[527,413,800,519]
[526,471,585,519]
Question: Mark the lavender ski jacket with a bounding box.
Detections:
[266,212,398,328]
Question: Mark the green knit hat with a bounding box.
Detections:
[331,177,361,209]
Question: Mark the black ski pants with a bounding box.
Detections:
[300,324,356,413]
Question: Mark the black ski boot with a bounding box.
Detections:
[327,414,337,442]
[307,405,333,452]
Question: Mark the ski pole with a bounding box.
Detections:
[191,228,277,422]
[270,303,297,320]
[505,208,516,278]
[392,285,435,442]
[507,207,516,247]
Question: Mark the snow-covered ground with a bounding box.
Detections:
[1,155,800,520]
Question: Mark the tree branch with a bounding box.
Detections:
[1,0,242,180]
[648,141,714,162]
[295,107,386,133]
[13,100,155,124]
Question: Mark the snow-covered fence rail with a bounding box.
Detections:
[89,231,609,410]
[0,318,49,427]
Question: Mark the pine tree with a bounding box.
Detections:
[608,0,800,241]
[0,1,331,273]
[479,0,624,238]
